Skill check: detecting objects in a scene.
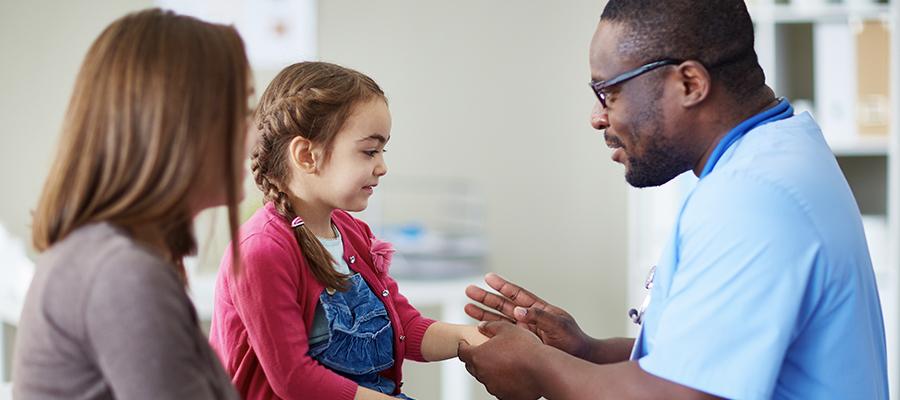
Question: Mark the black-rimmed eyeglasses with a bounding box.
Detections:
[590,59,683,109]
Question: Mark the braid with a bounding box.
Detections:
[250,150,280,205]
[252,103,347,291]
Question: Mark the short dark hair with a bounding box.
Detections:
[601,0,766,98]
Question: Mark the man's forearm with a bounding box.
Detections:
[584,337,635,364]
[531,344,648,399]
[531,344,717,400]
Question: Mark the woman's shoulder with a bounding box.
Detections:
[41,222,174,281]
[32,223,188,328]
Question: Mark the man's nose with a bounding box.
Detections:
[590,101,609,131]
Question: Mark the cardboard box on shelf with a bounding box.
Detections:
[855,19,891,136]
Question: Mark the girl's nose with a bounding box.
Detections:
[375,158,388,177]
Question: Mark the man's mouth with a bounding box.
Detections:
[604,132,625,150]
[604,132,627,164]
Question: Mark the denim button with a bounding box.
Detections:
[381,289,389,297]
[399,335,405,341]
[349,256,356,264]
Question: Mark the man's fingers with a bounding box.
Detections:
[484,272,547,309]
[465,303,516,324]
[466,285,519,319]
[464,361,478,380]
[514,306,555,326]
[458,340,474,363]
[465,285,508,314]
[459,342,487,386]
[465,284,488,301]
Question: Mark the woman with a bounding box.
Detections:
[13,8,250,399]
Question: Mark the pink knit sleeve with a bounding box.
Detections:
[383,272,438,361]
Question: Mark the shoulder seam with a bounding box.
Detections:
[690,169,828,258]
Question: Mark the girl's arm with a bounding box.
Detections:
[355,386,396,400]
[420,322,490,361]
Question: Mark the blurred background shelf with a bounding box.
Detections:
[751,3,892,23]
[827,135,890,156]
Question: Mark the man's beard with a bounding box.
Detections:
[625,134,694,188]
[622,100,694,188]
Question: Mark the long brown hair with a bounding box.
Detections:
[32,9,250,283]
[252,61,385,290]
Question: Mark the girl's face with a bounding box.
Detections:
[303,98,392,212]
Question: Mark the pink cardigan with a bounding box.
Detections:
[209,203,436,399]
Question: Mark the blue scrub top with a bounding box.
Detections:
[632,108,889,399]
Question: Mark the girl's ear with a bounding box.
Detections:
[289,136,318,173]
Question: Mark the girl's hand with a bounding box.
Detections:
[421,322,489,361]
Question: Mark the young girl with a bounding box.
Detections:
[209,62,488,400]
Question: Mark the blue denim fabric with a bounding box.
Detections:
[308,274,414,399]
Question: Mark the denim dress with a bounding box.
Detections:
[307,271,413,399]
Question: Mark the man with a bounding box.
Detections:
[457,1,889,399]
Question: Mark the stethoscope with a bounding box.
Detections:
[627,98,794,325]
[628,266,655,324]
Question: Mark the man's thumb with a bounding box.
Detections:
[514,306,545,325]
[477,320,511,338]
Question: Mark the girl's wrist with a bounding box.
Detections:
[460,325,489,347]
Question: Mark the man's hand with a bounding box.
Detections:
[460,321,721,400]
[457,321,543,400]
[464,273,595,360]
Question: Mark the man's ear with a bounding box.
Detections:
[289,136,318,173]
[675,61,711,108]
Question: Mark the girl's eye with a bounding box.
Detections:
[363,148,387,157]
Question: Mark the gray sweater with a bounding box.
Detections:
[12,223,239,400]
